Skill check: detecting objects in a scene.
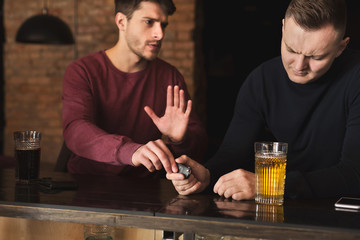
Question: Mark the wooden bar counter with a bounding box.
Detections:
[0,168,359,239]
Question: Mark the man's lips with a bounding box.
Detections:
[147,42,161,51]
[293,69,307,76]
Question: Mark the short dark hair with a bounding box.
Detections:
[285,0,347,38]
[114,0,176,19]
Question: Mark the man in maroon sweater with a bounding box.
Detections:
[62,0,207,177]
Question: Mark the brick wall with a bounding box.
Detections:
[3,0,199,167]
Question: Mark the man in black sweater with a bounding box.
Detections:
[167,0,360,200]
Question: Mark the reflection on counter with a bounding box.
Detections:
[256,204,284,223]
[15,183,40,203]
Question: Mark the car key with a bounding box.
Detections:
[176,163,191,179]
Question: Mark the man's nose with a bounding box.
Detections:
[153,23,164,40]
[294,55,309,71]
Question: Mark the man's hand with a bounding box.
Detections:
[132,139,177,173]
[166,155,210,195]
[144,85,192,143]
[213,169,256,200]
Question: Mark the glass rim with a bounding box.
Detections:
[14,130,41,140]
[254,141,288,146]
[254,141,288,153]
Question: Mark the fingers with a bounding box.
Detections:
[153,140,177,172]
[132,144,161,172]
[179,89,185,111]
[144,106,159,124]
[177,178,202,195]
[167,155,211,195]
[142,148,162,171]
[167,85,180,108]
[174,86,179,108]
[213,169,256,200]
[167,85,190,112]
[132,140,176,173]
[166,173,202,195]
[166,172,185,181]
[167,85,173,107]
[175,154,197,167]
[149,140,175,172]
[185,100,192,117]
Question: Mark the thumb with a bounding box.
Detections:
[144,106,159,124]
[175,155,197,168]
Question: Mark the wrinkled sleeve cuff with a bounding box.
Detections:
[117,142,143,166]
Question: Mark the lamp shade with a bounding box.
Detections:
[16,14,74,45]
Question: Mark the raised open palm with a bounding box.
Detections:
[144,85,192,143]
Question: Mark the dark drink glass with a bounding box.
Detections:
[14,131,41,184]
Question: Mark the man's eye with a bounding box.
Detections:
[311,56,324,60]
[287,48,296,54]
[145,20,153,25]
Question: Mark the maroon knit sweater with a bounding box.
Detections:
[62,51,207,177]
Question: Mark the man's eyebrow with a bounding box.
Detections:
[284,41,297,53]
[142,17,168,27]
[142,17,168,23]
[284,41,327,59]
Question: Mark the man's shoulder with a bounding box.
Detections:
[259,56,282,69]
[332,49,360,78]
[65,51,108,78]
[72,51,106,67]
[340,48,360,65]
[344,48,360,57]
[248,56,283,78]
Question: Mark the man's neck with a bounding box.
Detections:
[105,44,148,73]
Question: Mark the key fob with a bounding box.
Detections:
[176,163,191,179]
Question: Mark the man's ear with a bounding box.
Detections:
[115,12,127,31]
[336,37,350,57]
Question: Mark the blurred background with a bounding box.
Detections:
[0,0,359,168]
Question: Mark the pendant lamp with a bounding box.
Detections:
[15,1,74,45]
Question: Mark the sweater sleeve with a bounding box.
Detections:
[62,62,141,166]
[204,72,266,187]
[169,115,208,163]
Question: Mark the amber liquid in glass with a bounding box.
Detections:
[255,153,286,205]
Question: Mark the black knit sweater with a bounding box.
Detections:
[205,49,360,199]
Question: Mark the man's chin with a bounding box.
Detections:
[288,74,315,84]
[143,53,159,61]
[146,56,158,61]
